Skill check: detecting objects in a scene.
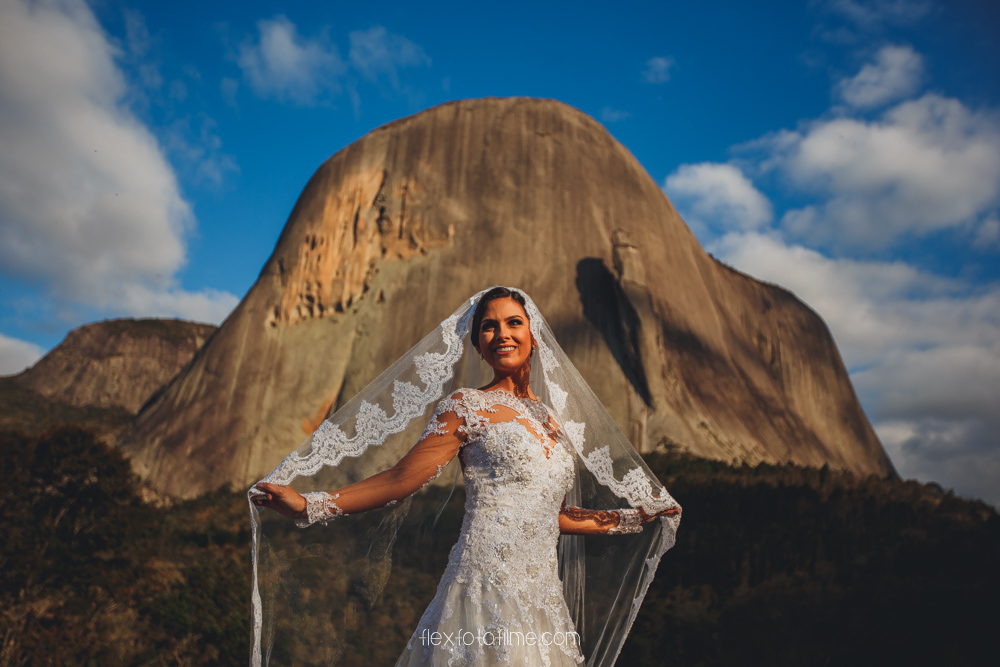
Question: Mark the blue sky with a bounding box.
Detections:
[1,0,997,505]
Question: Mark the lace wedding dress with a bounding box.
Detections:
[250,287,681,667]
[395,388,584,666]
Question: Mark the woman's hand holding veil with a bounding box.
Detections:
[559,501,681,535]
[638,506,682,522]
[252,482,307,519]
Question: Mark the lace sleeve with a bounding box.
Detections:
[294,404,465,527]
[295,491,344,527]
[427,390,485,444]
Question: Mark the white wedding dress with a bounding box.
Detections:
[250,288,681,667]
[395,388,585,667]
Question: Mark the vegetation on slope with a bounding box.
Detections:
[0,428,996,666]
[0,378,131,443]
[0,428,248,665]
[623,453,999,666]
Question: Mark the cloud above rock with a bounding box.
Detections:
[642,56,676,84]
[235,17,430,108]
[822,0,933,29]
[348,25,430,88]
[600,107,632,124]
[0,0,236,324]
[0,332,44,376]
[664,163,773,236]
[663,44,1000,507]
[237,15,346,105]
[709,232,998,371]
[836,44,923,109]
[708,231,1000,506]
[757,93,1000,249]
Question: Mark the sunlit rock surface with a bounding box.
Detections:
[120,97,894,498]
[16,319,216,414]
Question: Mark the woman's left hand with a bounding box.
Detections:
[636,506,681,524]
[252,482,307,519]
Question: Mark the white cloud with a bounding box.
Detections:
[664,163,773,236]
[759,94,1000,248]
[709,232,995,366]
[119,284,239,324]
[822,0,932,28]
[0,332,44,376]
[836,44,923,108]
[642,56,675,84]
[709,231,1000,506]
[122,9,162,92]
[857,344,1000,421]
[974,217,1000,250]
[348,25,430,89]
[0,0,237,323]
[234,20,430,109]
[877,418,1000,508]
[600,107,632,123]
[237,15,346,105]
[678,43,1000,507]
[124,9,153,58]
[163,114,239,187]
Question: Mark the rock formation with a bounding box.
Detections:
[15,319,216,414]
[120,97,895,498]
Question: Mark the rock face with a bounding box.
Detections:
[121,98,895,499]
[16,319,217,414]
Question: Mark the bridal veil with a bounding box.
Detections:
[249,287,681,666]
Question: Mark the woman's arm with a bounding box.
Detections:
[558,499,681,535]
[253,409,465,524]
[546,409,681,535]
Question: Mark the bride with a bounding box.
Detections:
[250,287,681,666]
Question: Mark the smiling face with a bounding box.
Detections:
[475,297,534,376]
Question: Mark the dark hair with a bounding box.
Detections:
[471,287,529,349]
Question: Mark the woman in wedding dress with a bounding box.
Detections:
[250,287,681,666]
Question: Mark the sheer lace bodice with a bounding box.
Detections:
[397,388,584,666]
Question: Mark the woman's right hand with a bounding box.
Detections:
[252,482,307,519]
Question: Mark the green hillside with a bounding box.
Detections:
[1,428,996,665]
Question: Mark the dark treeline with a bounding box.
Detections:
[1,428,997,666]
[623,453,1000,666]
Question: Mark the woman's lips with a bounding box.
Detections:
[493,345,517,355]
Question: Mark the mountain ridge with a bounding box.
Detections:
[15,318,217,414]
